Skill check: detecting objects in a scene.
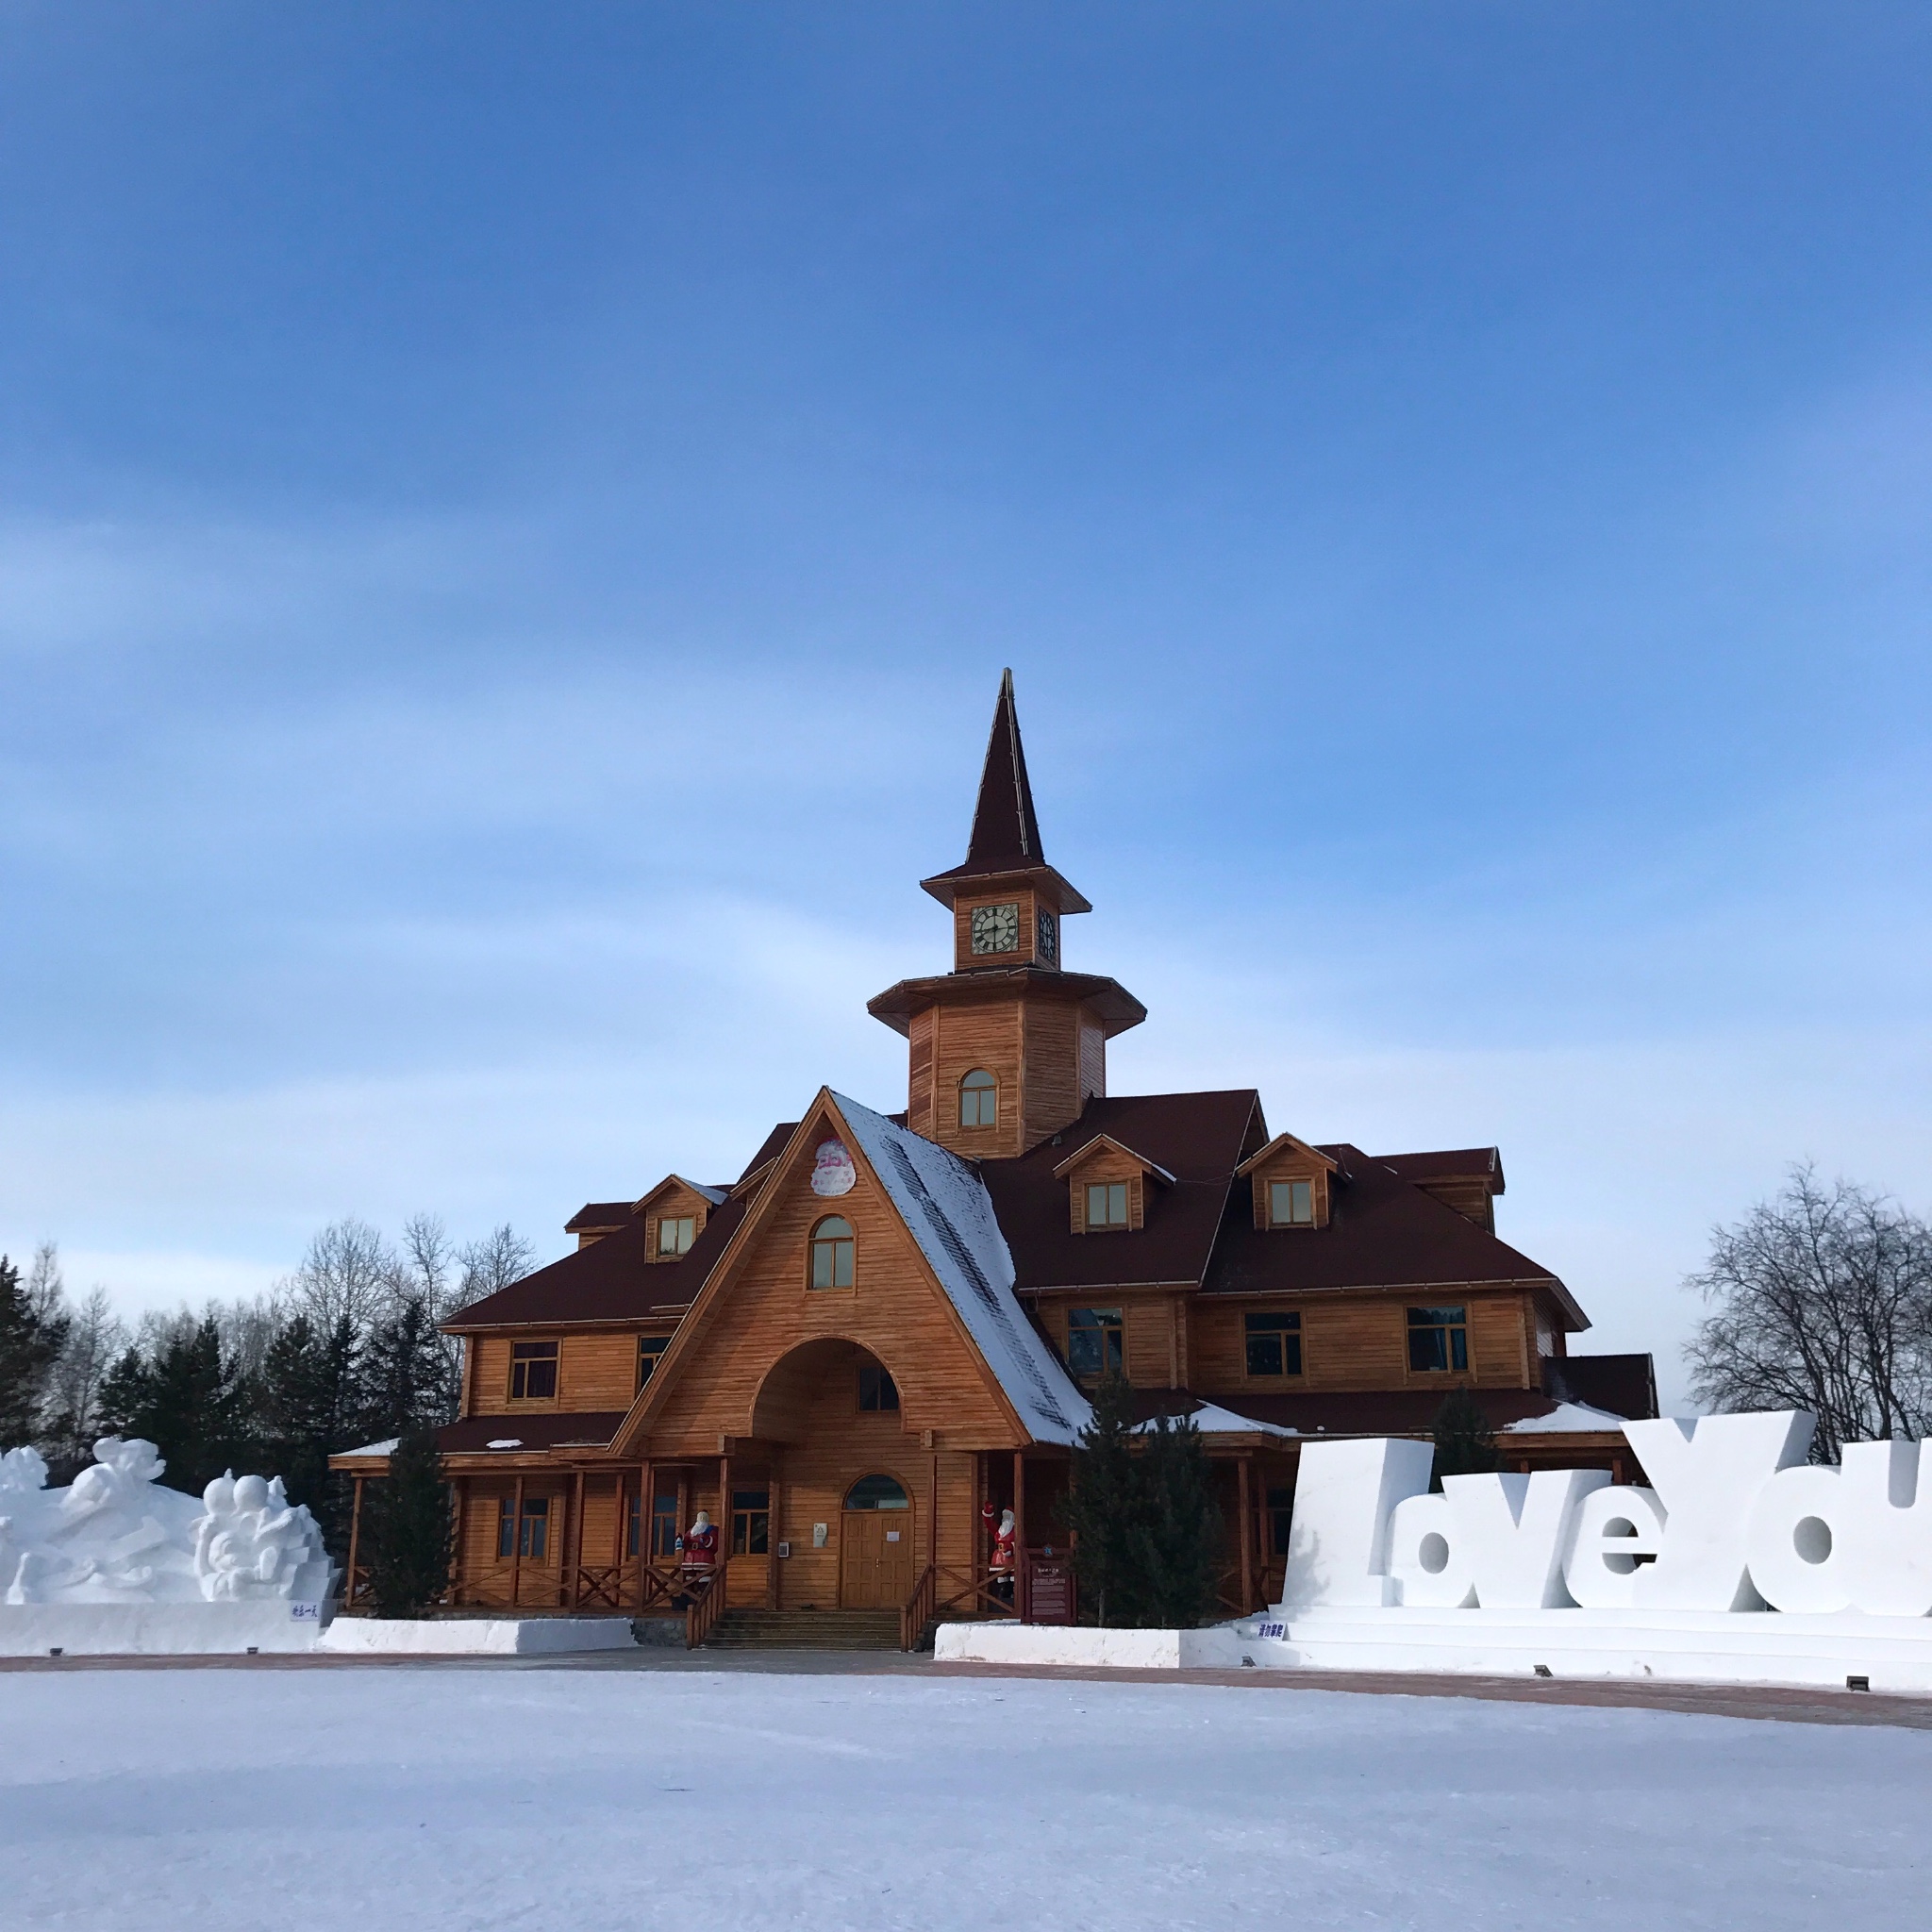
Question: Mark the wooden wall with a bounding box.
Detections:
[638,1105,1024,1455]
[469,1328,647,1416]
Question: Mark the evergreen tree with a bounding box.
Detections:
[258,1313,361,1547]
[363,1426,454,1617]
[0,1253,70,1450]
[361,1294,452,1440]
[1128,1412,1223,1628]
[1062,1371,1141,1625]
[1430,1387,1498,1490]
[112,1317,250,1495]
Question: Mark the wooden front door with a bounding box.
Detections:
[840,1509,915,1608]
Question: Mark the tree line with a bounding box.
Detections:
[0,1215,532,1558]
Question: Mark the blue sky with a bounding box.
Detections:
[3,4,1928,1405]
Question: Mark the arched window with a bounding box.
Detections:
[843,1473,911,1511]
[959,1068,997,1128]
[808,1215,855,1290]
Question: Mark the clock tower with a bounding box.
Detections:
[867,671,1146,1158]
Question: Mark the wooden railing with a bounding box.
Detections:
[899,1565,938,1651]
[683,1570,729,1649]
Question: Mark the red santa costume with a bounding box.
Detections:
[679,1510,721,1575]
[982,1503,1016,1598]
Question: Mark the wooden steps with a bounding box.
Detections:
[702,1608,904,1652]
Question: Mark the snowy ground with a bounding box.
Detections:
[4,1666,1928,1930]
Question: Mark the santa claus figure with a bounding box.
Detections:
[982,1502,1016,1604]
[678,1509,721,1576]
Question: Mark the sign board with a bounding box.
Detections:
[1027,1557,1076,1624]
[810,1140,856,1197]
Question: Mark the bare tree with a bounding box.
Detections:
[457,1224,536,1304]
[43,1287,129,1474]
[291,1218,398,1333]
[1685,1166,1932,1459]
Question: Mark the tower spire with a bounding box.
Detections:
[964,668,1043,868]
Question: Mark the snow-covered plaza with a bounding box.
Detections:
[5,1664,1927,1929]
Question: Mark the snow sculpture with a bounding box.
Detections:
[1282,1438,1432,1607]
[0,1437,330,1607]
[1744,1439,1932,1617]
[1562,1483,1669,1608]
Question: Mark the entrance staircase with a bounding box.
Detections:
[701,1608,904,1652]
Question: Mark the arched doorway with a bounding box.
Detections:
[841,1472,914,1608]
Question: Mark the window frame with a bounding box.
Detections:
[507,1339,559,1402]
[1066,1306,1124,1381]
[1084,1179,1130,1230]
[1243,1309,1305,1379]
[857,1361,900,1412]
[657,1214,697,1257]
[808,1215,856,1291]
[637,1333,675,1391]
[627,1490,680,1560]
[497,1492,551,1560]
[731,1488,771,1557]
[1406,1304,1471,1374]
[1268,1177,1315,1228]
[958,1068,998,1130]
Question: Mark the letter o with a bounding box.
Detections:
[1387,1492,1475,1607]
[1745,1465,1857,1613]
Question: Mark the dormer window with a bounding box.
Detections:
[1085,1181,1129,1229]
[959,1069,997,1129]
[1054,1134,1169,1234]
[1269,1180,1314,1227]
[658,1215,696,1257]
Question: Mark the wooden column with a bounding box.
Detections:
[634,1459,653,1611]
[718,1451,731,1597]
[1237,1455,1254,1613]
[344,1475,366,1614]
[508,1473,525,1608]
[927,1452,939,1570]
[1012,1451,1028,1623]
[767,1452,784,1610]
[448,1479,465,1608]
[567,1469,586,1608]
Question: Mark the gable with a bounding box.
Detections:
[615,1091,1090,1455]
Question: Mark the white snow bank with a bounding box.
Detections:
[934,1622,1246,1668]
[318,1617,639,1656]
[0,1600,323,1656]
[1133,1402,1296,1437]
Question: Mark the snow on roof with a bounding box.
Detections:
[1501,1401,1629,1435]
[834,1091,1091,1446]
[1134,1403,1297,1439]
[338,1438,401,1458]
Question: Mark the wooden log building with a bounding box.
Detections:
[334,673,1657,1641]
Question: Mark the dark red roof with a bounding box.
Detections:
[565,1200,636,1233]
[1203,1142,1576,1319]
[982,1091,1264,1291]
[1379,1147,1505,1192]
[439,1410,629,1453]
[920,672,1091,911]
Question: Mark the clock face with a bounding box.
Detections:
[1036,908,1058,966]
[970,901,1021,955]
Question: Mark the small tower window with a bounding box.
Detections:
[1269,1179,1314,1227]
[959,1068,998,1128]
[1085,1181,1129,1229]
[658,1215,696,1257]
[809,1215,856,1290]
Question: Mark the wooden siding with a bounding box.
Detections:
[1244,1148,1332,1229]
[470,1327,656,1416]
[1078,1023,1106,1102]
[634,1106,1025,1456]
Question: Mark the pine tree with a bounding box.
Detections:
[1430,1387,1498,1489]
[0,1253,70,1450]
[113,1317,250,1495]
[364,1425,454,1617]
[361,1294,452,1441]
[258,1313,362,1547]
[1063,1372,1142,1625]
[1129,1412,1223,1628]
